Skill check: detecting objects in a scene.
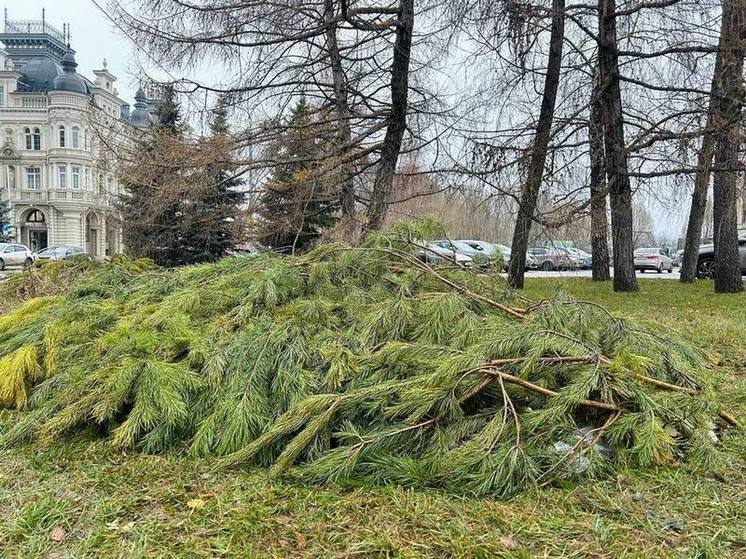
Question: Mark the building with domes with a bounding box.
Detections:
[0,13,153,256]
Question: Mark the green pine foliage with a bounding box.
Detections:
[173,95,245,264]
[0,221,738,497]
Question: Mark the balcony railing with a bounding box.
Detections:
[3,19,65,43]
[4,188,112,206]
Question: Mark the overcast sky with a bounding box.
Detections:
[4,0,138,103]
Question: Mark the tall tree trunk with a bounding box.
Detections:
[597,0,637,292]
[507,0,565,289]
[325,0,355,219]
[364,0,414,232]
[589,68,610,281]
[712,0,745,293]
[680,133,716,282]
[680,14,728,283]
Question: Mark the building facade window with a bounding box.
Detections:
[58,125,65,147]
[26,209,45,223]
[26,167,41,189]
[58,165,66,188]
[71,166,80,189]
[32,128,41,150]
[84,168,90,189]
[24,127,31,150]
[72,126,80,149]
[0,85,5,107]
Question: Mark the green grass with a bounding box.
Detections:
[1,278,744,558]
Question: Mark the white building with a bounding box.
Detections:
[0,15,152,256]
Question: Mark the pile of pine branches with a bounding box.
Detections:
[0,222,738,496]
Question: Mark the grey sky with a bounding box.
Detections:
[3,0,137,104]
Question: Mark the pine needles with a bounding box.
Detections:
[0,224,739,496]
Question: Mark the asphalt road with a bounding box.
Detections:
[526,268,681,280]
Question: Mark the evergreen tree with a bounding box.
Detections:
[257,98,339,253]
[176,95,244,263]
[0,200,12,242]
[119,85,185,266]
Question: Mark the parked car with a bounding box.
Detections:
[433,240,492,269]
[565,248,592,269]
[0,243,35,270]
[527,247,578,271]
[35,246,87,262]
[695,237,746,278]
[672,249,685,267]
[414,242,474,267]
[456,240,536,270]
[634,247,673,273]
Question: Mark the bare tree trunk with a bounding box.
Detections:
[589,68,610,281]
[597,0,637,292]
[364,0,414,232]
[325,0,355,219]
[507,0,565,289]
[680,15,727,283]
[712,0,745,293]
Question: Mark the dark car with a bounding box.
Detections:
[696,238,746,278]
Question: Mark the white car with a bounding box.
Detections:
[456,240,536,270]
[0,242,35,270]
[414,242,474,267]
[634,247,673,273]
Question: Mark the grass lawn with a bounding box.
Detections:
[0,278,744,558]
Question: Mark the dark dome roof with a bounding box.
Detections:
[52,49,87,94]
[18,57,63,92]
[130,87,153,128]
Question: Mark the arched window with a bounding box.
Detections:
[84,130,89,151]
[32,128,41,150]
[72,126,80,149]
[24,128,32,150]
[26,209,45,223]
[58,125,66,148]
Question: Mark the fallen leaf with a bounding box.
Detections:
[50,526,66,543]
[499,536,518,550]
[297,533,307,549]
[187,498,205,510]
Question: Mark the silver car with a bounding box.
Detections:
[634,247,673,273]
[0,243,35,270]
[35,246,87,262]
[456,240,536,270]
[414,242,474,267]
[527,247,578,271]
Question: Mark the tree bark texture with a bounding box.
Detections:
[325,0,356,219]
[589,68,611,281]
[364,0,414,232]
[507,0,566,289]
[597,0,638,292]
[680,9,727,283]
[712,0,745,293]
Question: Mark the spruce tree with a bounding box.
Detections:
[119,85,185,266]
[257,98,339,253]
[0,200,12,242]
[176,95,244,263]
